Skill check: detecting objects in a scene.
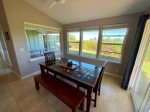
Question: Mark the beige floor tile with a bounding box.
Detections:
[0,94,21,112]
[30,100,57,112]
[0,60,134,112]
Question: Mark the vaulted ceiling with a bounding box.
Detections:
[24,0,150,24]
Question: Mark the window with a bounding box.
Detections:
[26,29,61,59]
[67,31,80,54]
[66,25,128,63]
[82,30,99,58]
[100,28,128,62]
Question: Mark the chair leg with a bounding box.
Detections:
[94,91,97,107]
[98,84,101,96]
[98,85,100,95]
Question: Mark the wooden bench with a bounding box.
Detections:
[34,74,85,112]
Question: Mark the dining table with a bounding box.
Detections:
[39,57,103,112]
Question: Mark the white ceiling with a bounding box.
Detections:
[24,0,150,24]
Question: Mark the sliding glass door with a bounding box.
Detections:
[132,43,150,111]
[131,19,150,112]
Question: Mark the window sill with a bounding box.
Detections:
[67,53,122,64]
[29,53,63,62]
[29,56,45,62]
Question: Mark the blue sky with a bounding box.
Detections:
[69,28,127,40]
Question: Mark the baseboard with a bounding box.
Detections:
[12,71,21,79]
[104,72,123,79]
[21,71,41,79]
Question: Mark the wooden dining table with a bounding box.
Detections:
[39,57,102,112]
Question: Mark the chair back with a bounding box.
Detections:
[94,60,107,91]
[44,51,55,65]
[100,60,107,81]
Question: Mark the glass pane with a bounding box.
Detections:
[100,28,128,62]
[26,30,45,58]
[68,32,80,54]
[103,28,128,36]
[26,29,61,59]
[132,43,150,110]
[68,42,79,54]
[68,32,80,42]
[101,43,122,53]
[82,30,99,58]
[100,52,121,62]
[47,33,61,54]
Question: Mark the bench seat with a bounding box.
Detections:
[34,74,84,112]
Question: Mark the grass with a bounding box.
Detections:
[143,61,150,77]
[69,48,121,62]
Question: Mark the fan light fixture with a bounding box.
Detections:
[55,0,66,4]
[49,0,66,8]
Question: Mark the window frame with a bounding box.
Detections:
[66,24,129,63]
[99,26,129,63]
[24,23,62,61]
[67,30,81,55]
[80,28,100,58]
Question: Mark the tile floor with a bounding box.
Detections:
[0,60,134,112]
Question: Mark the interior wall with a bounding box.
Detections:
[145,7,150,15]
[2,0,63,77]
[63,13,141,76]
[0,0,20,74]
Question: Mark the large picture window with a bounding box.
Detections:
[67,25,128,63]
[26,29,61,59]
[100,28,128,62]
[67,31,80,54]
[82,30,99,58]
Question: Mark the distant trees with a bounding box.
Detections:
[69,36,124,59]
[69,35,76,41]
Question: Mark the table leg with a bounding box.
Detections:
[34,77,39,90]
[86,88,92,112]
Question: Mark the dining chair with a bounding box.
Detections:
[44,51,56,76]
[44,51,55,65]
[92,60,107,107]
[77,60,107,107]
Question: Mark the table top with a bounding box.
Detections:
[40,58,102,88]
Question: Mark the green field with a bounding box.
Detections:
[69,48,121,62]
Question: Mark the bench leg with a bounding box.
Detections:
[72,109,76,112]
[79,98,84,111]
[34,77,39,90]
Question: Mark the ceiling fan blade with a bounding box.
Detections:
[48,1,57,8]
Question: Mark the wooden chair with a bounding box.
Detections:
[92,60,107,107]
[44,51,55,76]
[44,51,55,66]
[77,60,107,107]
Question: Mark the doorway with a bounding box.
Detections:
[0,26,12,75]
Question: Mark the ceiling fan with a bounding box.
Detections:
[48,0,66,8]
